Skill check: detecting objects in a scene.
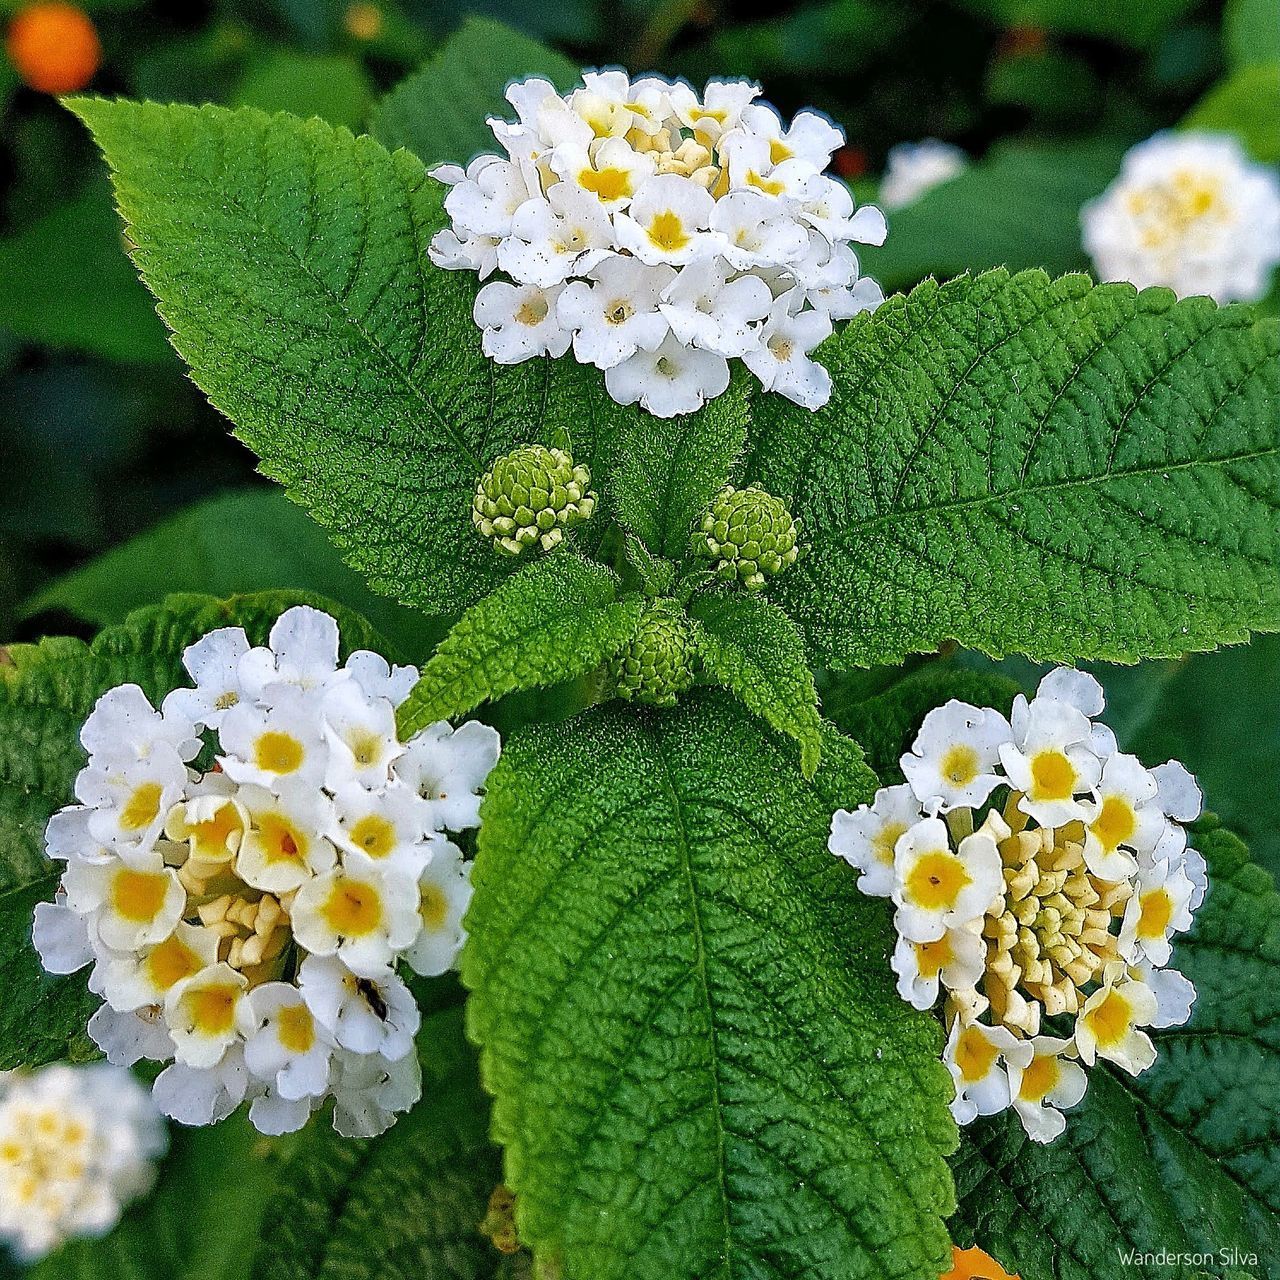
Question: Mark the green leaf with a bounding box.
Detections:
[862,139,1128,293]
[251,1007,504,1280]
[1121,636,1280,880]
[465,693,957,1280]
[0,591,383,1071]
[1225,0,1280,68]
[370,17,579,166]
[233,50,374,132]
[397,552,643,735]
[1184,64,1280,164]
[687,590,823,778]
[950,820,1280,1278]
[24,489,447,664]
[69,98,695,618]
[748,269,1280,669]
[0,182,170,364]
[605,376,749,561]
[31,1112,281,1280]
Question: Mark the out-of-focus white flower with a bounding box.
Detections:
[430,72,888,415]
[34,605,500,1140]
[1082,131,1280,303]
[879,139,967,210]
[0,1063,166,1261]
[829,667,1204,1145]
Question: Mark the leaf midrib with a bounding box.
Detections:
[117,111,482,474]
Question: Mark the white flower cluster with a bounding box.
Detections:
[429,71,888,417]
[1082,131,1280,304]
[34,606,499,1140]
[879,139,967,210]
[829,669,1205,1143]
[0,1063,165,1261]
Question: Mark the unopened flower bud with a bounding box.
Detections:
[696,485,801,591]
[472,445,596,557]
[609,599,695,708]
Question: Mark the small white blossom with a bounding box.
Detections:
[828,782,922,898]
[605,331,731,417]
[892,815,1004,943]
[901,700,1013,813]
[879,139,967,209]
[557,257,674,369]
[0,1064,166,1260]
[659,256,772,357]
[473,280,571,363]
[741,296,833,409]
[1007,1036,1088,1144]
[404,840,473,977]
[945,1019,1033,1125]
[1082,131,1280,303]
[1075,967,1159,1075]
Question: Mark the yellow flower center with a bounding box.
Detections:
[579,166,633,202]
[1090,795,1136,852]
[188,802,244,861]
[277,1004,316,1054]
[420,882,449,931]
[348,814,396,859]
[768,138,792,164]
[1084,989,1131,1047]
[873,821,908,868]
[1136,888,1174,939]
[941,744,981,787]
[258,813,307,864]
[254,731,305,775]
[186,984,239,1035]
[121,782,163,832]
[647,210,690,252]
[955,1025,998,1082]
[322,880,384,937]
[746,169,785,196]
[144,933,203,991]
[1018,1053,1060,1103]
[515,296,549,326]
[111,868,170,922]
[906,851,971,911]
[915,935,952,980]
[1029,750,1076,801]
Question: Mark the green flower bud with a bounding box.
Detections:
[609,599,695,709]
[695,485,801,591]
[472,445,597,557]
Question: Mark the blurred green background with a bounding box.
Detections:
[1,0,1278,880]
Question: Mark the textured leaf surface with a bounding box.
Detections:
[25,489,447,663]
[0,591,381,1070]
[370,17,578,166]
[749,270,1280,668]
[30,1113,279,1280]
[688,590,823,778]
[862,140,1127,293]
[605,376,749,560]
[251,1008,504,1280]
[466,693,957,1280]
[72,99,717,616]
[952,820,1280,1279]
[397,552,641,735]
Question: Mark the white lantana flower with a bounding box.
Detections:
[473,281,571,364]
[605,331,731,418]
[829,667,1204,1144]
[34,605,500,1140]
[557,257,674,369]
[828,781,920,898]
[879,139,967,210]
[1082,131,1280,303]
[900,700,1013,813]
[429,72,887,415]
[0,1063,166,1261]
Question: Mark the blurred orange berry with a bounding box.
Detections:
[943,1245,1021,1280]
[997,24,1048,58]
[343,1,383,41]
[6,1,101,94]
[834,144,869,179]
